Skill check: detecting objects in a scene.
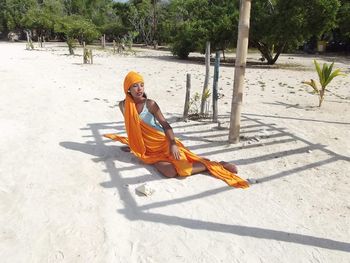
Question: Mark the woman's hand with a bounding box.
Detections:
[170,144,180,160]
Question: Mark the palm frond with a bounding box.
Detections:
[323,62,334,86]
[302,79,319,94]
[314,60,323,84]
[323,69,346,88]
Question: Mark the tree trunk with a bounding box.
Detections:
[256,41,286,65]
[200,41,210,115]
[212,51,220,123]
[256,41,273,63]
[319,89,325,107]
[67,37,74,55]
[228,0,251,143]
[152,0,157,49]
[270,42,286,64]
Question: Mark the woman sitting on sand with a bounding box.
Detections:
[104,71,248,188]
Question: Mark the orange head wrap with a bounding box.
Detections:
[123,71,144,95]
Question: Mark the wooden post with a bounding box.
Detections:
[113,40,116,54]
[200,41,210,115]
[183,73,191,120]
[101,34,106,49]
[25,31,30,49]
[90,49,93,64]
[83,42,87,64]
[212,51,220,123]
[228,0,251,143]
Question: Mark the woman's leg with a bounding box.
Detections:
[154,162,177,178]
[191,162,207,174]
[220,161,238,173]
[154,160,237,178]
[154,161,207,177]
[192,161,238,174]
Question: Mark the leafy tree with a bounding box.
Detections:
[101,20,130,41]
[207,1,239,58]
[338,0,350,41]
[3,0,36,31]
[303,60,345,107]
[21,7,56,42]
[54,15,100,54]
[171,22,198,58]
[128,0,156,45]
[112,2,132,26]
[168,0,239,59]
[0,0,6,34]
[63,0,115,28]
[251,0,340,64]
[154,1,172,45]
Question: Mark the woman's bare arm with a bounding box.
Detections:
[148,100,180,160]
[119,100,125,116]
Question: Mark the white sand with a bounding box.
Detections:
[0,42,349,262]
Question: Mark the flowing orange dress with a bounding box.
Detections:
[104,71,249,188]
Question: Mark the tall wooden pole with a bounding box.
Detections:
[228,0,251,143]
[200,41,210,115]
[212,51,220,123]
[183,73,191,120]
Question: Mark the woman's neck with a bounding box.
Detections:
[133,96,145,104]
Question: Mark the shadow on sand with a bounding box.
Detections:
[59,117,350,253]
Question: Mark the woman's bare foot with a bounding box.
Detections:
[120,146,131,152]
[220,161,238,174]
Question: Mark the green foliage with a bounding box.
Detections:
[128,0,156,45]
[170,22,197,59]
[112,2,132,26]
[123,31,138,49]
[0,0,348,58]
[0,0,5,32]
[188,89,211,118]
[55,15,100,54]
[338,0,350,41]
[55,15,100,43]
[167,0,239,58]
[251,0,340,64]
[3,0,36,31]
[303,60,346,106]
[63,0,113,23]
[101,20,129,40]
[21,7,56,38]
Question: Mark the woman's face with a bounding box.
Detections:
[129,82,144,98]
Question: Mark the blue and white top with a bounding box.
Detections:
[139,100,164,132]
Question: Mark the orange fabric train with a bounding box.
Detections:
[104,71,249,188]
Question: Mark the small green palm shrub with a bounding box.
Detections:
[303,60,345,107]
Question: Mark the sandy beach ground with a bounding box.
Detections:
[0,41,349,262]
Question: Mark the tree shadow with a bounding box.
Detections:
[243,112,350,126]
[57,119,350,253]
[136,53,307,70]
[172,114,349,186]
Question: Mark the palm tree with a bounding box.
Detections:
[303,60,345,107]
